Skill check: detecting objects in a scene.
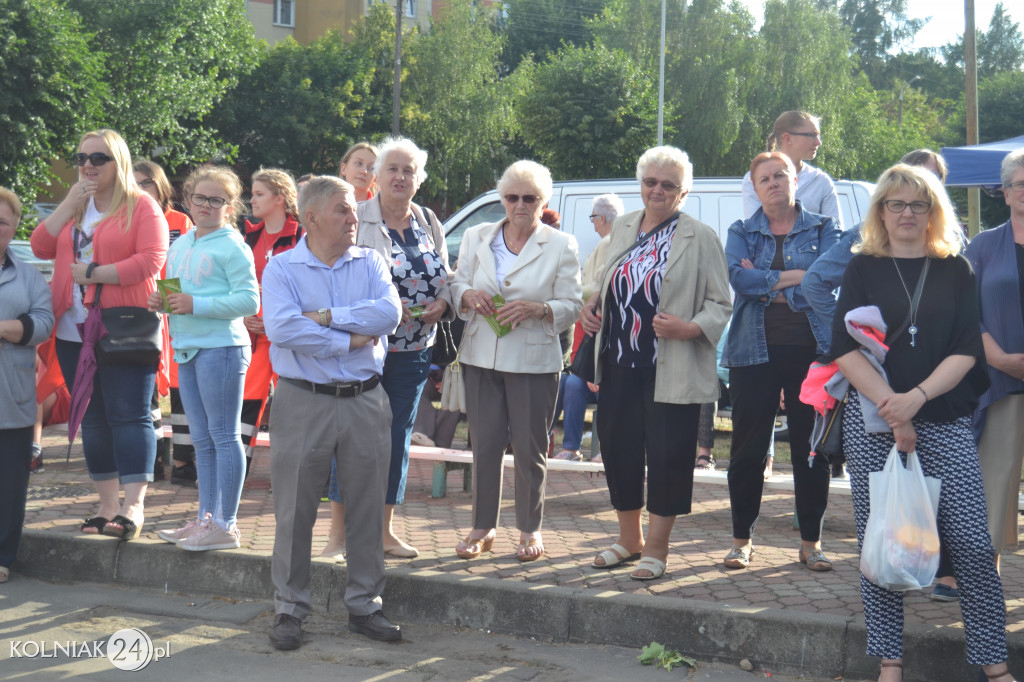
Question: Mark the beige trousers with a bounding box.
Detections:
[978,392,1024,550]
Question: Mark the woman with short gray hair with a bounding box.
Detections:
[579,146,731,580]
[451,160,582,562]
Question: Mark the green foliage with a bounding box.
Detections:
[405,1,512,213]
[942,2,1024,78]
[515,43,662,180]
[498,0,607,73]
[69,0,260,171]
[349,2,407,138]
[637,642,695,671]
[834,0,924,84]
[208,30,373,175]
[0,0,104,199]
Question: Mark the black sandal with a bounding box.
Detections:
[102,515,141,541]
[694,454,715,470]
[81,517,109,534]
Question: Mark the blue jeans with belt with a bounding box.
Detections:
[56,338,157,483]
[328,347,432,505]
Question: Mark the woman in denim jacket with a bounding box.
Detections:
[720,152,842,571]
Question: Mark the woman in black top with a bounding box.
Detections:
[832,164,1014,682]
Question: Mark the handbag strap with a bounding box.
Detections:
[890,257,930,342]
[591,211,681,314]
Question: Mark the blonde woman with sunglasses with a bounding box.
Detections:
[450,160,583,562]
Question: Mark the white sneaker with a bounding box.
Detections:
[157,518,204,544]
[179,523,241,551]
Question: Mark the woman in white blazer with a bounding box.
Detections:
[449,160,583,562]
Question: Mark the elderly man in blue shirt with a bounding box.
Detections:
[261,175,402,650]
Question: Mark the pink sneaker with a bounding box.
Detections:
[157,518,204,544]
[179,523,241,551]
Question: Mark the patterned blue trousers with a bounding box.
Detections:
[843,390,1008,664]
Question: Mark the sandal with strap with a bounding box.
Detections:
[630,556,667,581]
[982,666,1018,681]
[102,515,142,541]
[517,536,544,562]
[880,660,902,680]
[694,454,715,470]
[799,547,833,572]
[81,517,110,534]
[455,533,494,560]
[723,545,753,569]
[592,543,641,569]
[553,449,582,461]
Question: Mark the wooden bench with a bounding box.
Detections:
[161,426,1024,509]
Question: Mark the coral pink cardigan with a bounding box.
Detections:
[31,193,169,318]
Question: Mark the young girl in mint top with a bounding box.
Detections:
[148,166,259,551]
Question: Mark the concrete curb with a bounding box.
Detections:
[18,530,1022,681]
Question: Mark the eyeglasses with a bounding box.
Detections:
[788,131,821,139]
[1005,181,1024,192]
[882,199,931,214]
[641,178,682,191]
[589,214,599,220]
[503,194,539,205]
[191,193,227,209]
[75,152,115,167]
[138,179,156,189]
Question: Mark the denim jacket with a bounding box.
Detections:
[721,201,842,367]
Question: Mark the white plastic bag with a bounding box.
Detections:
[860,445,942,591]
[439,357,466,413]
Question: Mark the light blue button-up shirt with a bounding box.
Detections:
[262,237,402,384]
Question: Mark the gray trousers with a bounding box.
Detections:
[270,379,391,619]
[463,364,558,533]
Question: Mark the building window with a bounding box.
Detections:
[274,0,294,27]
[404,0,415,18]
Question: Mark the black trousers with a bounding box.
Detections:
[596,361,700,517]
[0,426,33,568]
[726,344,830,542]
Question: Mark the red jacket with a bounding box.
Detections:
[244,215,303,284]
[31,193,169,316]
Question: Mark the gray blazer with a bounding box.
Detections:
[0,252,54,429]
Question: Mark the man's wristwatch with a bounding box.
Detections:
[317,307,329,326]
[541,302,551,319]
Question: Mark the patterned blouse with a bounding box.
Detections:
[606,219,678,367]
[387,214,448,351]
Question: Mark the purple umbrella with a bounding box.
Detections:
[66,305,107,462]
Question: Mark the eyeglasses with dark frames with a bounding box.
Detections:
[787,131,822,139]
[138,179,156,189]
[75,152,115,167]
[882,199,931,214]
[641,178,682,191]
[503,194,539,205]
[190,193,227,209]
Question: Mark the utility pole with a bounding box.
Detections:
[657,0,666,146]
[392,0,404,135]
[897,75,921,126]
[965,0,980,236]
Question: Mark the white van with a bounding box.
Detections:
[442,177,875,268]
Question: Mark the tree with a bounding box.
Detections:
[348,2,410,140]
[942,2,1024,78]
[498,0,607,74]
[515,44,661,179]
[208,31,373,175]
[833,0,923,84]
[68,0,260,170]
[0,0,104,201]
[405,0,512,214]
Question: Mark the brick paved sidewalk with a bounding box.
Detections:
[23,424,1023,634]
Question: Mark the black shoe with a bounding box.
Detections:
[170,460,198,487]
[348,610,401,642]
[269,613,303,650]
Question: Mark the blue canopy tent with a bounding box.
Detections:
[941,135,1024,188]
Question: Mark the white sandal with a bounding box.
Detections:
[630,556,666,581]
[592,543,640,569]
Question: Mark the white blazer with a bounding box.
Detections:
[450,219,583,373]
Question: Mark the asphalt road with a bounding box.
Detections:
[0,576,846,681]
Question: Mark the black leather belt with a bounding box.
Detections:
[282,375,379,398]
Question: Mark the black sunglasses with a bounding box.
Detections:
[75,152,115,167]
[504,194,539,205]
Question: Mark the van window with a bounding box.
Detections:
[444,200,506,267]
[836,193,854,230]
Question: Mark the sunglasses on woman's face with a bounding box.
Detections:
[504,194,539,205]
[75,152,115,167]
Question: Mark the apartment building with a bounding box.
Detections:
[246,0,433,45]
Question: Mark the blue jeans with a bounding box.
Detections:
[177,346,251,528]
[55,339,157,483]
[560,373,597,451]
[328,347,431,505]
